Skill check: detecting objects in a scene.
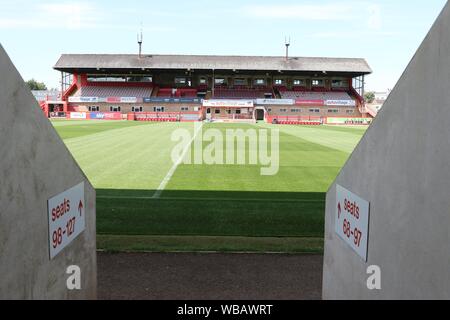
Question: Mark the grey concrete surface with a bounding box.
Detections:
[0,45,96,299]
[323,2,450,299]
[98,252,323,300]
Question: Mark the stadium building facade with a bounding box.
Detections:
[48,54,373,124]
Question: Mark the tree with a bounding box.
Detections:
[364,91,376,104]
[26,79,47,91]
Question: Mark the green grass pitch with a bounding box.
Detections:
[52,120,367,253]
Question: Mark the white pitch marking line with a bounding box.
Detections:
[97,195,324,203]
[152,123,203,199]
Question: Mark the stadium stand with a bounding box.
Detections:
[281,91,354,101]
[52,53,373,123]
[273,85,288,92]
[157,88,198,98]
[72,86,153,99]
[157,88,174,97]
[213,88,271,99]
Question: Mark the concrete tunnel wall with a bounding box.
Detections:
[322,1,450,299]
[0,45,97,299]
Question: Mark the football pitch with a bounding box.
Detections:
[52,120,367,253]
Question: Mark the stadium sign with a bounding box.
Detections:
[105,97,139,103]
[69,96,138,103]
[68,97,98,103]
[295,99,325,106]
[79,97,97,103]
[335,185,370,262]
[69,112,87,119]
[143,97,202,103]
[203,100,254,108]
[256,99,294,105]
[325,100,356,107]
[120,97,138,103]
[90,112,106,119]
[106,97,121,103]
[90,112,122,120]
[327,117,372,125]
[48,182,86,259]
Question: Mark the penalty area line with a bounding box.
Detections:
[152,122,203,199]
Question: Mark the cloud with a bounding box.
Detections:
[242,3,354,20]
[0,1,102,30]
[40,2,98,29]
[0,1,175,32]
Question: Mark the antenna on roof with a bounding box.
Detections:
[285,36,291,62]
[137,25,143,59]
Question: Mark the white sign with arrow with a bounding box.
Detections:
[335,184,370,262]
[47,182,86,259]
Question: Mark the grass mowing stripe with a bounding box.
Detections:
[164,123,349,194]
[256,123,365,154]
[51,120,108,127]
[63,123,194,190]
[321,125,369,133]
[97,234,324,254]
[97,196,325,237]
[52,120,151,139]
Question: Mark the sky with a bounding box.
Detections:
[0,0,447,91]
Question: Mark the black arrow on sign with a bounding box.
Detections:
[78,200,84,216]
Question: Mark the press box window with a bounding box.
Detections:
[215,109,221,114]
[332,79,347,87]
[88,74,153,83]
[88,106,99,112]
[181,107,189,111]
[309,109,320,113]
[132,106,143,112]
[154,107,165,112]
[215,78,226,85]
[175,77,187,85]
[234,78,247,86]
[293,79,304,86]
[110,106,121,112]
[290,109,301,112]
[274,79,284,86]
[312,79,324,86]
[254,79,266,86]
